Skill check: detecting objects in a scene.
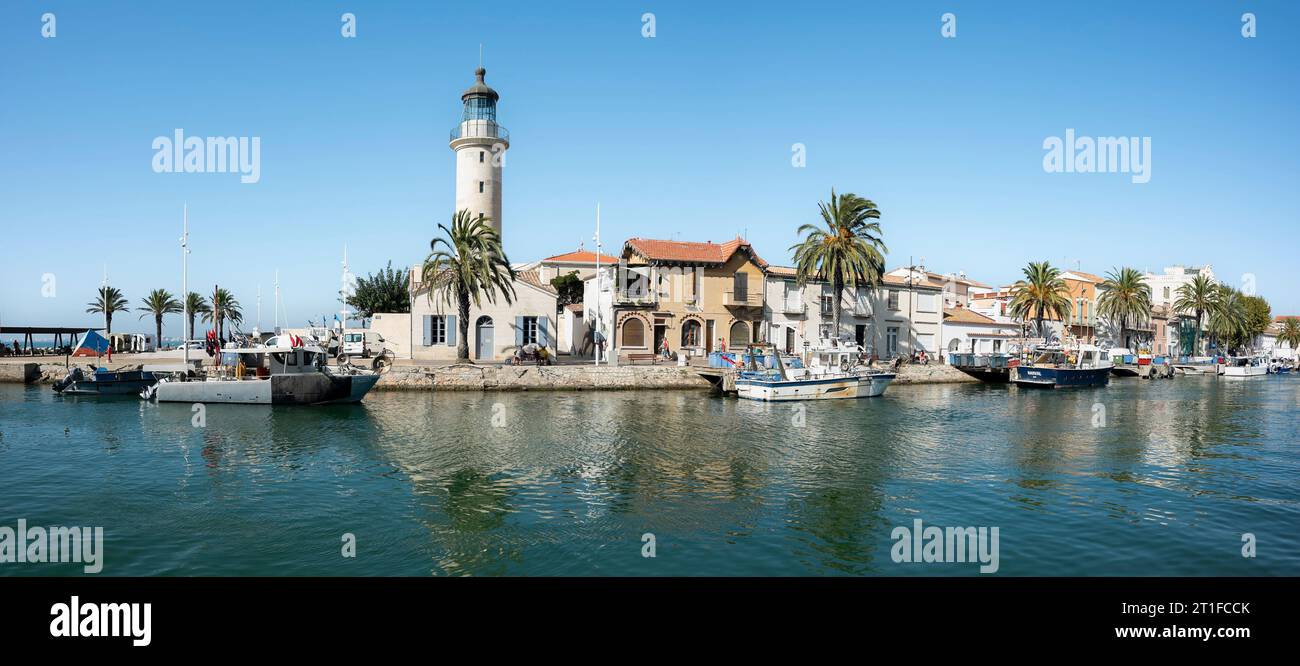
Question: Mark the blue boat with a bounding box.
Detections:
[52,366,159,396]
[1010,344,1112,388]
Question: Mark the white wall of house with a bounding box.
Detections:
[941,322,1018,356]
[409,280,557,362]
[1143,265,1216,310]
[762,274,942,359]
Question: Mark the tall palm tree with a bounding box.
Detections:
[85,285,129,337]
[184,292,211,342]
[1008,261,1072,339]
[1277,318,1300,357]
[1208,286,1248,354]
[137,289,182,348]
[1097,267,1152,349]
[1173,274,1218,355]
[201,288,243,340]
[790,189,887,337]
[421,209,516,361]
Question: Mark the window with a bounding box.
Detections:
[622,318,646,348]
[888,290,900,311]
[886,326,899,356]
[479,181,484,193]
[1163,286,1171,300]
[425,316,447,345]
[479,150,484,163]
[820,294,834,316]
[819,323,833,340]
[733,272,748,302]
[917,293,937,313]
[522,316,539,345]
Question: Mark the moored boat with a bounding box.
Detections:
[734,342,895,401]
[53,366,159,396]
[949,352,1015,383]
[145,335,380,405]
[1221,354,1268,378]
[1010,344,1112,388]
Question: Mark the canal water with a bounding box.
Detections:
[1,377,1297,576]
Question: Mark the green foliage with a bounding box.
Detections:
[790,188,887,334]
[1008,261,1072,338]
[85,285,129,336]
[422,209,516,360]
[550,271,583,309]
[347,261,410,319]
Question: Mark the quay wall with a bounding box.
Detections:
[0,358,977,389]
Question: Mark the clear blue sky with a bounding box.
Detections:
[2,1,1297,337]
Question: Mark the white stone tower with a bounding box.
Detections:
[450,67,508,236]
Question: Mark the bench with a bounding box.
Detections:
[625,353,658,365]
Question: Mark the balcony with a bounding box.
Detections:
[725,291,763,307]
[614,291,656,307]
[450,120,510,144]
[781,300,806,315]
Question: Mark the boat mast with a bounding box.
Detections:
[181,204,189,366]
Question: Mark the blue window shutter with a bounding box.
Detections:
[446,316,457,346]
[539,317,549,347]
[422,315,433,346]
[515,316,524,346]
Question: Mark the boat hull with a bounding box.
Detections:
[1011,366,1111,388]
[54,370,158,396]
[735,373,895,401]
[1222,366,1268,378]
[154,372,380,405]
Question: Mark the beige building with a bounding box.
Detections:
[593,237,768,360]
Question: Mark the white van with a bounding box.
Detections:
[341,331,386,359]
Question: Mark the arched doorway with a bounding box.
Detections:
[728,321,750,349]
[681,319,702,348]
[475,316,494,360]
[622,318,646,348]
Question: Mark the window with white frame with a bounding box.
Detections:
[522,316,539,345]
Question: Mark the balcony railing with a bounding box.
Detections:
[725,291,763,307]
[781,300,805,314]
[614,292,656,306]
[450,120,510,143]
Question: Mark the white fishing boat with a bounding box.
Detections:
[1221,354,1268,378]
[734,341,895,401]
[144,335,381,405]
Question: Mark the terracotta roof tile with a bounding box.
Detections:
[943,307,996,324]
[541,250,615,265]
[623,237,768,268]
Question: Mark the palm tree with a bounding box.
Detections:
[184,292,211,341]
[137,289,182,348]
[1173,274,1218,355]
[1208,286,1248,354]
[1008,261,1072,339]
[421,209,516,361]
[85,285,129,337]
[1097,267,1152,349]
[790,189,887,338]
[1277,318,1300,358]
[201,288,243,340]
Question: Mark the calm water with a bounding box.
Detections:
[1,376,1297,576]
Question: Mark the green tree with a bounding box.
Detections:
[201,288,243,340]
[85,285,129,337]
[1207,286,1247,353]
[137,289,182,348]
[790,189,887,338]
[1097,267,1152,349]
[1173,274,1218,355]
[421,210,516,361]
[1008,261,1072,339]
[346,261,410,320]
[550,271,583,309]
[1242,294,1271,346]
[184,292,211,341]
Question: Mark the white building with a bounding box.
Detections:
[941,307,1020,356]
[1143,265,1216,310]
[762,267,944,360]
[451,67,507,235]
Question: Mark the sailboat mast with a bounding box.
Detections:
[181,205,189,366]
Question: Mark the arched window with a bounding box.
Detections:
[728,321,750,348]
[622,318,646,348]
[681,320,702,347]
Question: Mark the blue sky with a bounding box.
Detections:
[2,1,1297,337]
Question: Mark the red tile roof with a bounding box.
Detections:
[624,237,768,268]
[541,250,615,265]
[943,307,996,325]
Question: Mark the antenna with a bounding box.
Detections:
[479,43,483,69]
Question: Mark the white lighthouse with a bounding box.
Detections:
[450,67,508,236]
